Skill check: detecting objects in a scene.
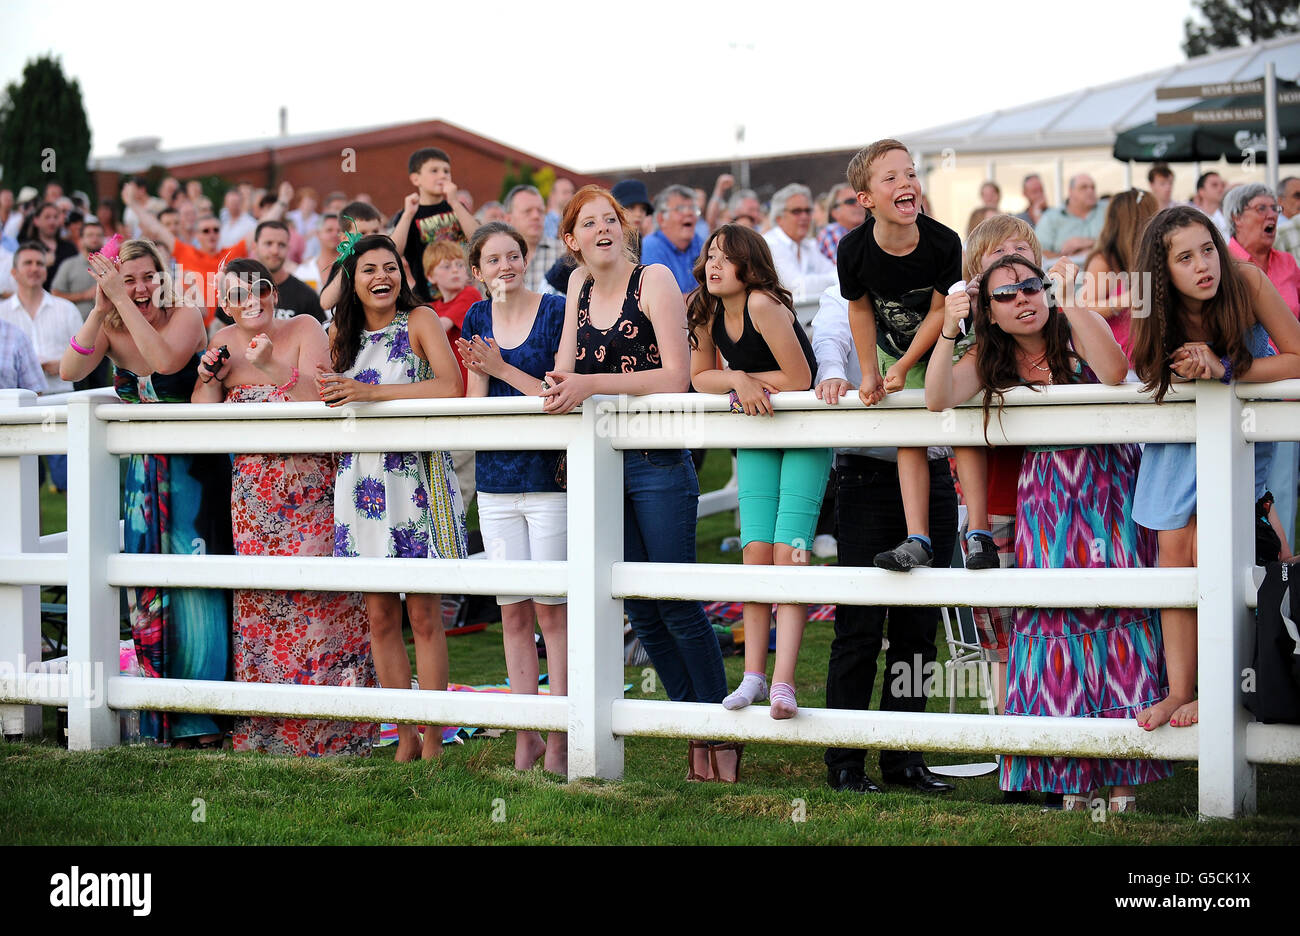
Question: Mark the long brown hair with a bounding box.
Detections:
[329,234,421,372]
[1084,188,1159,276]
[973,255,1081,440]
[1129,205,1254,403]
[685,223,795,349]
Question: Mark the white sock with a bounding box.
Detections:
[723,672,769,710]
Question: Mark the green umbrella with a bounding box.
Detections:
[1114,87,1300,163]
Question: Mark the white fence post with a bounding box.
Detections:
[0,390,42,738]
[1195,380,1256,818]
[564,398,625,779]
[65,395,120,749]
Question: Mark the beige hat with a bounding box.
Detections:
[16,186,38,204]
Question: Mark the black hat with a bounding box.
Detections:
[611,178,652,212]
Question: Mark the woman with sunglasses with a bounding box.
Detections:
[926,255,1171,813]
[192,258,377,756]
[59,239,233,748]
[317,234,468,762]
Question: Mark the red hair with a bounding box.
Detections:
[559,185,635,264]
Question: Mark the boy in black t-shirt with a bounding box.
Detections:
[838,139,995,572]
[391,147,480,302]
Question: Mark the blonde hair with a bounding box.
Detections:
[422,240,466,276]
[104,239,176,330]
[846,138,910,195]
[962,215,1042,281]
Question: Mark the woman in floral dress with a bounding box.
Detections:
[194,258,377,756]
[317,235,467,762]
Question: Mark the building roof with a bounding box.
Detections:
[902,34,1300,156]
[90,118,587,179]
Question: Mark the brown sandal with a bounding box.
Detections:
[686,740,712,781]
[708,742,744,784]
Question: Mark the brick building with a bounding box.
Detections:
[91,118,607,215]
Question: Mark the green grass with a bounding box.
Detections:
[7,452,1299,844]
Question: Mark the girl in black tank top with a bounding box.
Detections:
[543,186,733,780]
[687,224,834,722]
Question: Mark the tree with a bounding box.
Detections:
[1183,0,1300,57]
[0,55,93,201]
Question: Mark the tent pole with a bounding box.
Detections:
[1266,63,1280,193]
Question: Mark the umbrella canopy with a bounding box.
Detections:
[1114,88,1300,163]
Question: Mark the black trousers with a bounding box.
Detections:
[824,455,958,775]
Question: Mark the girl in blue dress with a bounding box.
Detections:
[1129,206,1300,730]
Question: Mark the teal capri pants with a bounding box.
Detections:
[737,447,835,549]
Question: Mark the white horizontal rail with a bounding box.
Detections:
[612,563,1200,609]
[104,677,568,732]
[0,553,69,586]
[105,555,567,597]
[0,672,71,707]
[1245,723,1300,765]
[611,699,1199,760]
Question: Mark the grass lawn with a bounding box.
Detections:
[4,453,1299,845]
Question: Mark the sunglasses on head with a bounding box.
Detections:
[222,278,274,306]
[990,276,1045,303]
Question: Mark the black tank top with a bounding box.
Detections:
[574,264,661,374]
[710,295,817,390]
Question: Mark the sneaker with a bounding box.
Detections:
[811,534,838,559]
[874,537,933,571]
[964,532,1000,570]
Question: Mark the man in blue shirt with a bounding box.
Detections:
[640,184,706,293]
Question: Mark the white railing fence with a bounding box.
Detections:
[2,381,1299,819]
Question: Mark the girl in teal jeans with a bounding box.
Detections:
[688,224,833,721]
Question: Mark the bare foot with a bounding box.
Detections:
[1169,699,1199,727]
[1135,694,1191,731]
[709,743,743,783]
[515,730,546,770]
[543,731,567,777]
[422,725,445,760]
[394,725,422,762]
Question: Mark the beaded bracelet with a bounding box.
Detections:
[1219,355,1232,384]
[69,335,94,356]
[276,366,299,396]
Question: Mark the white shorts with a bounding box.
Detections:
[476,491,568,606]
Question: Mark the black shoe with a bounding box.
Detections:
[1001,790,1032,805]
[874,537,933,572]
[881,765,955,794]
[827,767,882,794]
[964,532,1000,570]
[1042,792,1064,811]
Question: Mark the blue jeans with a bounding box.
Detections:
[623,449,726,704]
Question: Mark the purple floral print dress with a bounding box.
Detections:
[331,310,467,561]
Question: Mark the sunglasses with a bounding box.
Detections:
[990,276,1045,303]
[222,278,274,306]
[786,207,813,216]
[838,197,858,207]
[198,226,220,234]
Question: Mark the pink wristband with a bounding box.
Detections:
[69,335,94,356]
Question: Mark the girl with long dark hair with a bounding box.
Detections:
[1128,206,1300,730]
[926,254,1170,812]
[687,224,830,725]
[317,234,468,761]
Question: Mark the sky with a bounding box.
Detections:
[1,0,1199,173]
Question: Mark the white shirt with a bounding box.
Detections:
[0,247,15,298]
[764,226,838,302]
[220,213,256,248]
[1188,200,1229,239]
[811,285,948,461]
[0,290,83,393]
